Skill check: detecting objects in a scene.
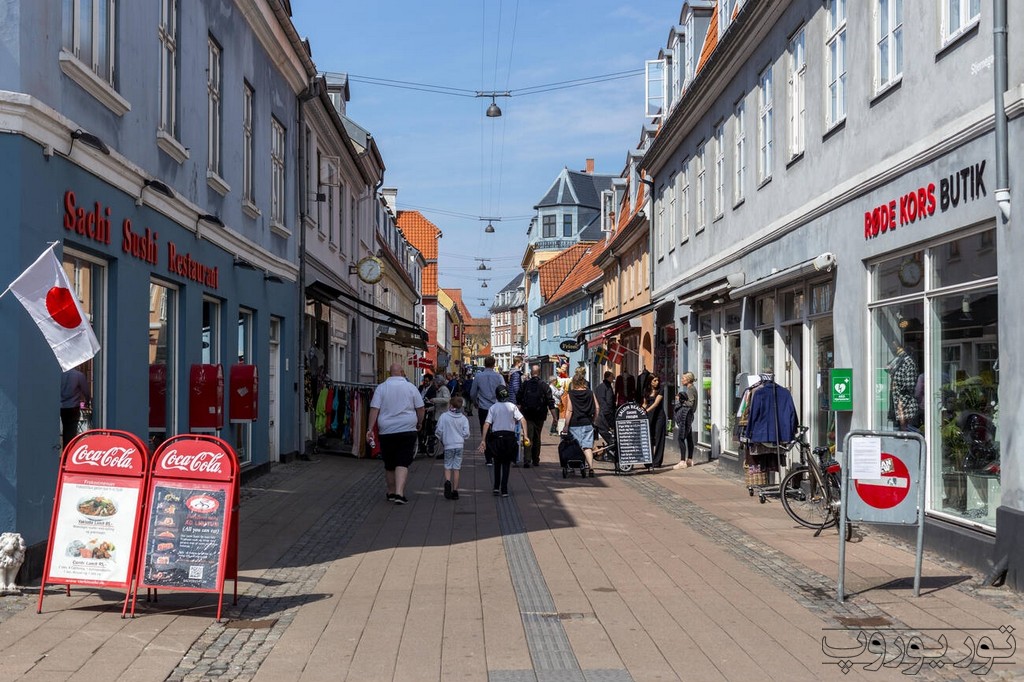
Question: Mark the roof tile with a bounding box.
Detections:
[537,243,597,302]
[546,243,605,305]
[697,4,719,71]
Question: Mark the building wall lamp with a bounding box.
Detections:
[69,128,110,155]
[233,257,259,271]
[137,178,174,206]
[195,213,224,240]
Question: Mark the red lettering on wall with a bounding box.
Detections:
[62,190,111,245]
[167,241,219,289]
[121,219,159,265]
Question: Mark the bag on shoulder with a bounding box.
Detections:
[519,378,546,413]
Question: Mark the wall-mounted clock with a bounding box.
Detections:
[356,256,384,284]
[898,257,922,288]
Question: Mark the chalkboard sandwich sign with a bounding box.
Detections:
[131,434,238,621]
[614,403,653,472]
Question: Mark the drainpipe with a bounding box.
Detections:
[994,0,1011,222]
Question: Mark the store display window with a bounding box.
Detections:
[870,227,998,528]
[149,281,177,448]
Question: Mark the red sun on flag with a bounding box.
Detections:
[46,286,83,329]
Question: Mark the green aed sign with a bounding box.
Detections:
[830,368,853,411]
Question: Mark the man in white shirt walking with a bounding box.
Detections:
[367,363,425,505]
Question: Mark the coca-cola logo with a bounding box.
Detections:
[159,449,225,474]
[70,444,137,469]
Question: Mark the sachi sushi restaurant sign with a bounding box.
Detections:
[42,431,149,590]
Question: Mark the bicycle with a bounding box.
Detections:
[778,426,852,539]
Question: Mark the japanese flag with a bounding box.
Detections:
[3,244,100,371]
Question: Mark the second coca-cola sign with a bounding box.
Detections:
[154,441,233,481]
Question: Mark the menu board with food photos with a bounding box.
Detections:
[46,474,143,586]
[140,482,230,591]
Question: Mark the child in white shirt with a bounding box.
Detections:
[435,395,471,500]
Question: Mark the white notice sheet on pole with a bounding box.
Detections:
[850,437,882,480]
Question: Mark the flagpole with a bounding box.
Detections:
[0,242,60,299]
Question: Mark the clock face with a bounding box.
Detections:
[357,257,383,284]
[898,259,922,287]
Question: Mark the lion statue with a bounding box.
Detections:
[0,532,27,593]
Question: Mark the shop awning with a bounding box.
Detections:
[378,327,428,351]
[331,289,428,344]
[678,281,731,306]
[728,252,836,299]
[576,298,664,337]
[305,279,345,302]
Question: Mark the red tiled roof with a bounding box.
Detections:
[396,210,441,298]
[547,243,604,305]
[396,211,440,259]
[537,243,597,301]
[697,4,719,72]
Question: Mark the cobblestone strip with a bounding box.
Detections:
[491,497,634,682]
[165,465,384,682]
[625,475,992,682]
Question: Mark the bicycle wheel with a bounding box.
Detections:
[780,466,838,529]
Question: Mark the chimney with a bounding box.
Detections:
[381,187,398,214]
[585,158,595,174]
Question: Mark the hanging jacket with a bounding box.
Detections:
[745,380,798,444]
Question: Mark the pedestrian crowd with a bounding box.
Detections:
[367,354,699,504]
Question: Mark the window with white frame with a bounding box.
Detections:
[62,0,117,85]
[719,0,735,37]
[671,32,685,102]
[271,117,285,225]
[757,66,773,183]
[696,144,706,232]
[657,184,666,254]
[788,28,806,158]
[242,82,254,202]
[668,172,677,246]
[645,59,666,117]
[734,100,746,203]
[206,36,222,175]
[158,0,177,136]
[943,0,980,43]
[684,15,695,85]
[680,160,690,242]
[876,0,903,90]
[826,0,847,127]
[713,122,725,218]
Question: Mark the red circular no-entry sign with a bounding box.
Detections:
[854,453,911,509]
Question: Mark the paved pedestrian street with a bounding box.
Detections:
[2,426,1023,681]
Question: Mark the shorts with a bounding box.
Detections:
[444,448,464,470]
[379,431,417,471]
[569,425,594,450]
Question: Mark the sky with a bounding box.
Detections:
[290,1,682,318]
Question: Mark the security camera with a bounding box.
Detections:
[813,252,836,272]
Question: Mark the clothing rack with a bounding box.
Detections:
[311,379,377,457]
[737,374,798,503]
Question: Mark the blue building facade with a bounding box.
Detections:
[0,0,309,570]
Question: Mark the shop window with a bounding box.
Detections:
[758,329,775,375]
[202,297,221,365]
[931,287,998,525]
[870,228,999,529]
[722,331,743,453]
[236,309,254,465]
[698,322,712,446]
[874,250,924,297]
[62,252,105,436]
[149,281,177,449]
[812,318,835,450]
[932,229,996,289]
[782,289,804,322]
[810,280,834,315]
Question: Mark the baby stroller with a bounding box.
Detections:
[558,434,593,479]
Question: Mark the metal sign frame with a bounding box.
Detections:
[838,430,926,602]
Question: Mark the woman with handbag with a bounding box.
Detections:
[673,372,698,469]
